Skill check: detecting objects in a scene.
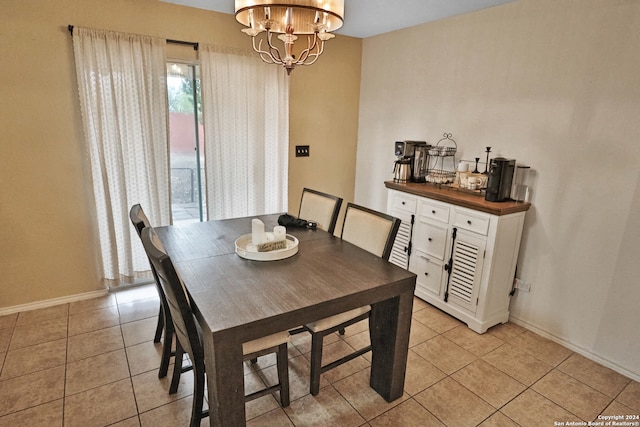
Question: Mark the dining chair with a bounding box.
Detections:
[287,188,343,336]
[129,204,174,380]
[140,226,290,427]
[298,188,343,235]
[303,203,400,396]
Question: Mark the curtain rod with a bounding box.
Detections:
[67,25,199,50]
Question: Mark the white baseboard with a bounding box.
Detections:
[0,289,109,316]
[510,315,640,383]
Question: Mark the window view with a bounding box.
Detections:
[167,62,205,223]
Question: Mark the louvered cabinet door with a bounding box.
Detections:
[389,209,413,269]
[387,190,418,270]
[446,230,487,314]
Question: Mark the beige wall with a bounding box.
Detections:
[355,0,640,379]
[289,36,362,228]
[0,0,361,308]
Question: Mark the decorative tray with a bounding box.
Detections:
[235,234,299,261]
[443,182,486,196]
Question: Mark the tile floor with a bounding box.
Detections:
[0,283,638,426]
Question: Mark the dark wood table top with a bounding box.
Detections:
[157,214,416,341]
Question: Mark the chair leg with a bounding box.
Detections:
[190,360,206,427]
[158,325,174,379]
[309,332,324,396]
[338,328,346,335]
[154,304,164,343]
[170,342,184,394]
[276,343,290,407]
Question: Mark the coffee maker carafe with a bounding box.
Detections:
[393,158,412,183]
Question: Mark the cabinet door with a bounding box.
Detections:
[445,230,486,314]
[389,208,414,269]
[410,250,444,298]
[387,191,417,270]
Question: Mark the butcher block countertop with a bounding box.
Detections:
[385,181,531,216]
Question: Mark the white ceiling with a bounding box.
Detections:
[161,0,517,38]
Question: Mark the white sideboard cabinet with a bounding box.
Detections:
[385,182,530,333]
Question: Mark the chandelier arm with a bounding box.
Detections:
[298,37,325,66]
[303,40,326,65]
[259,51,277,64]
[308,38,325,62]
[300,50,321,65]
[253,37,277,64]
[295,33,318,64]
[302,49,322,65]
[265,30,284,63]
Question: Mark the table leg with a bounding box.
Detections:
[368,289,414,401]
[202,330,246,426]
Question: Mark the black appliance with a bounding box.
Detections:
[485,157,515,202]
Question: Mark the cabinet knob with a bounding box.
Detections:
[424,272,429,276]
[402,201,405,205]
[432,210,436,214]
[428,237,432,242]
[467,220,472,225]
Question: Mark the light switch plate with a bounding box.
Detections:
[295,145,310,157]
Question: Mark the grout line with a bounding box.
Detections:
[119,309,142,424]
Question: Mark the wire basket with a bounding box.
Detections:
[426,133,457,184]
[427,146,457,157]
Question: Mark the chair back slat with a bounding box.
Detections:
[341,203,400,261]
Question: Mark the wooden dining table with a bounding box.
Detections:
[155,214,417,426]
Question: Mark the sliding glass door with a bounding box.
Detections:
[167,62,205,223]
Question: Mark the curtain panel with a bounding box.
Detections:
[200,45,290,220]
[72,27,171,285]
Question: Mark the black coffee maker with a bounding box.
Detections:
[485,157,516,202]
[394,140,427,182]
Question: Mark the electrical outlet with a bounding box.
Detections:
[295,145,310,157]
[514,278,531,292]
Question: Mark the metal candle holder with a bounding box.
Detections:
[483,147,492,174]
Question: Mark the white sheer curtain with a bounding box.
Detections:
[72,27,171,285]
[200,45,289,219]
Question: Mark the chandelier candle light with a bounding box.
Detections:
[235,0,345,75]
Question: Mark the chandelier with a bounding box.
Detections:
[235,0,345,75]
